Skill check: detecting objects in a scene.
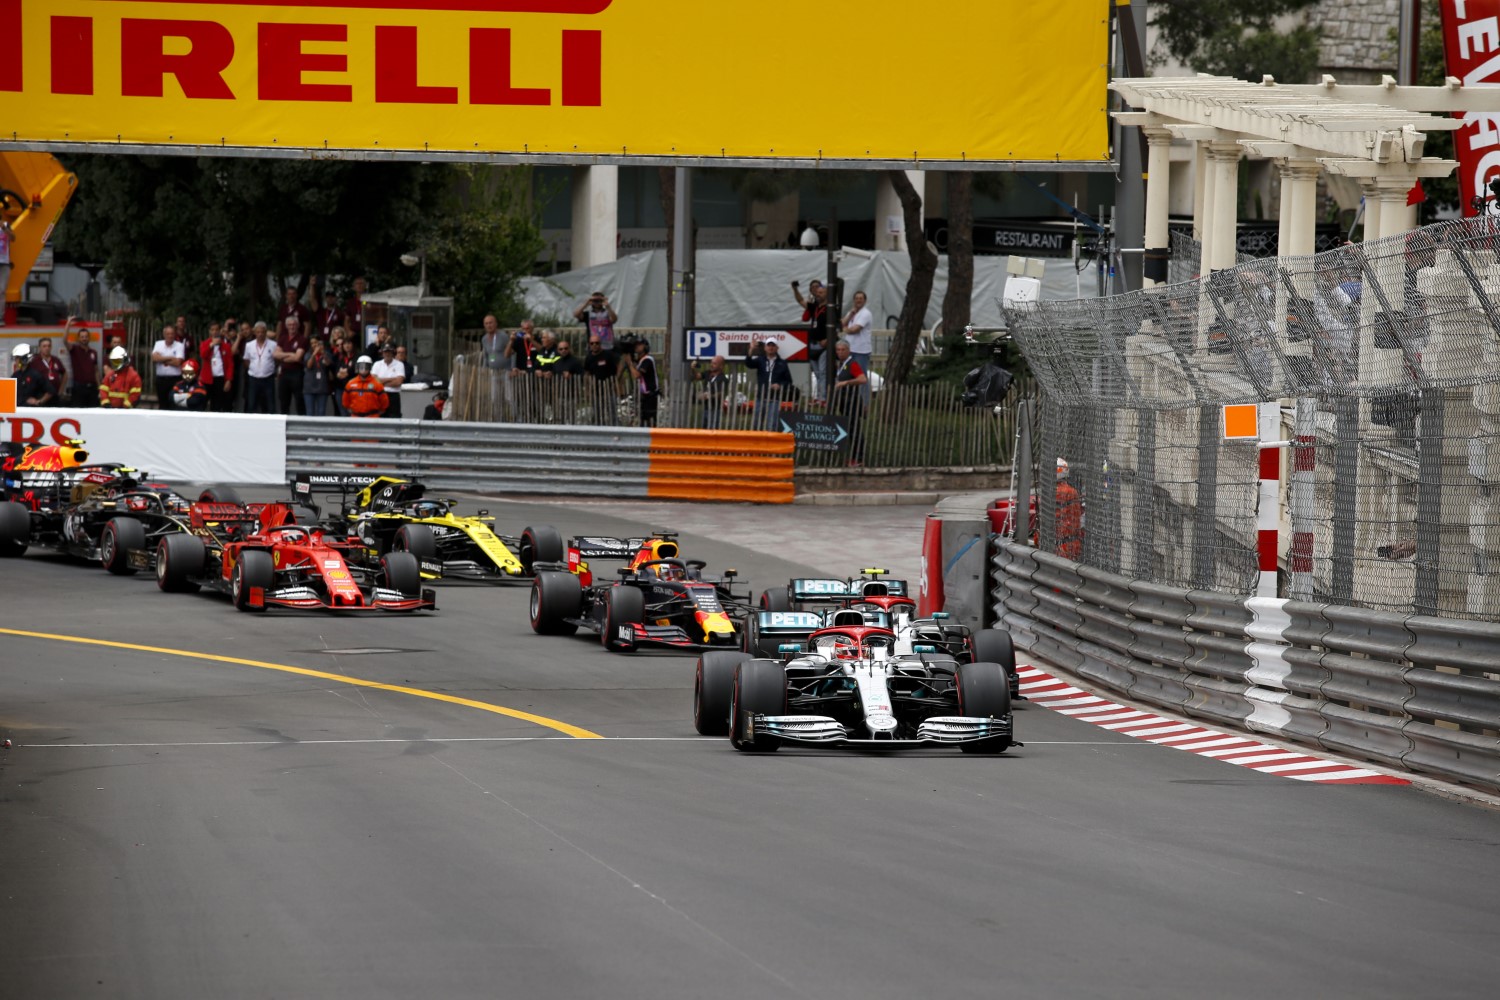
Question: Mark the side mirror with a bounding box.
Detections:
[476,509,489,517]
[723,569,737,580]
[618,566,635,578]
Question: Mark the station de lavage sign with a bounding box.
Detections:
[0,0,1109,165]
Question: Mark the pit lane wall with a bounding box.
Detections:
[2,408,796,501]
[991,538,1500,794]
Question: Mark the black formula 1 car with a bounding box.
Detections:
[528,533,751,651]
[292,474,563,583]
[0,440,196,570]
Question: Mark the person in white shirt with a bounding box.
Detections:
[150,325,187,410]
[242,322,278,414]
[371,343,406,418]
[841,290,875,401]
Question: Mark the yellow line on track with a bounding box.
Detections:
[0,626,603,740]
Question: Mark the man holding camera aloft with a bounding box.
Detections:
[573,291,618,351]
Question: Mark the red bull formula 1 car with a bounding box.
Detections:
[0,440,196,568]
[528,532,750,651]
[147,499,437,613]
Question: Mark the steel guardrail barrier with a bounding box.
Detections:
[991,537,1500,794]
[285,416,795,502]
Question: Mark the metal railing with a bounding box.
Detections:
[992,539,1500,793]
[446,351,1023,471]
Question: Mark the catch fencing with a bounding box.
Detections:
[447,351,1019,471]
[284,416,795,502]
[991,539,1500,794]
[1007,216,1500,622]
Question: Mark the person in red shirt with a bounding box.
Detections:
[66,322,99,407]
[198,323,236,412]
[344,276,368,339]
[316,290,344,339]
[274,313,309,415]
[28,336,68,407]
[276,286,312,337]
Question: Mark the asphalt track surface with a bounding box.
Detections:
[3,498,1499,1000]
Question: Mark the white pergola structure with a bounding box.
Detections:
[1111,75,1460,287]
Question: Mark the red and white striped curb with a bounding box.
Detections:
[1018,665,1409,785]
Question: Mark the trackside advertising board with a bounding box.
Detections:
[0,0,1110,166]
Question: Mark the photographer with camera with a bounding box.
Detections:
[574,291,618,351]
[622,337,660,427]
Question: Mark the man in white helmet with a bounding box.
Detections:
[10,344,54,406]
[341,354,387,417]
[99,345,143,408]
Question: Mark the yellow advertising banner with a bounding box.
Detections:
[0,0,1109,166]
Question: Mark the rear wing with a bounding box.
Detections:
[569,535,652,560]
[755,610,824,635]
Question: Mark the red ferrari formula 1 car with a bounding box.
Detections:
[151,500,437,614]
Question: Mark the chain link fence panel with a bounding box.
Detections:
[1009,217,1500,621]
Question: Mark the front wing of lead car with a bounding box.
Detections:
[740,713,1013,750]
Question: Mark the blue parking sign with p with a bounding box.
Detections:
[687,329,716,359]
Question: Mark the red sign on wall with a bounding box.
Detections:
[1443,0,1500,216]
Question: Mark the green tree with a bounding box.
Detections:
[51,157,543,325]
[884,170,937,387]
[419,165,543,327]
[1415,0,1459,219]
[1151,0,1324,84]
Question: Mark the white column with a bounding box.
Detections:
[1192,140,1208,242]
[874,170,924,252]
[1359,179,1382,245]
[1284,162,1320,258]
[1207,141,1242,272]
[570,165,618,269]
[1143,127,1173,287]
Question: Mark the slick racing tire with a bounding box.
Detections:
[518,525,564,574]
[955,661,1013,755]
[393,524,438,560]
[971,628,1020,699]
[729,659,787,752]
[602,585,645,652]
[199,485,243,505]
[0,500,31,557]
[232,550,274,612]
[100,516,146,575]
[530,571,582,635]
[156,534,205,593]
[695,652,750,736]
[380,551,422,598]
[760,587,792,613]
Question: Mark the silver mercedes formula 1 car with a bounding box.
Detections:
[694,618,1017,754]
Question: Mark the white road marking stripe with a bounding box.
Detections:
[1054,704,1127,715]
[1292,768,1384,781]
[1078,710,1152,723]
[1220,752,1307,766]
[1033,696,1109,708]
[1198,744,1279,758]
[1168,736,1259,751]
[1256,760,1352,774]
[20,737,721,748]
[1122,724,1197,738]
[1148,730,1218,744]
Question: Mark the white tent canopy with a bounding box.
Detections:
[520,249,1098,331]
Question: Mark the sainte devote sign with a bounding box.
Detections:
[0,0,1110,168]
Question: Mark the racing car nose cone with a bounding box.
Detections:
[866,713,898,735]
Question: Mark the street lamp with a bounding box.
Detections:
[799,224,841,402]
[400,250,427,297]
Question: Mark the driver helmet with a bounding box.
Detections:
[109,345,129,370]
[835,640,860,660]
[278,527,306,543]
[413,501,442,518]
[355,354,373,375]
[181,360,198,377]
[655,562,686,581]
[11,343,31,363]
[1056,458,1070,480]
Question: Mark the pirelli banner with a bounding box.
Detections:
[0,0,1110,167]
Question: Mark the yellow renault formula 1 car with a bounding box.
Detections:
[293,474,563,583]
